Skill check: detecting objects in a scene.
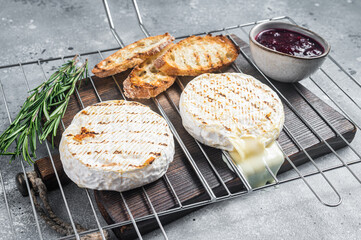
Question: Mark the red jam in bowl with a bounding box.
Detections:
[255,28,324,58]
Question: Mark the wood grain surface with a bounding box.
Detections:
[38,35,356,239]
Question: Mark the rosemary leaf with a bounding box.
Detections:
[0,56,88,164]
[3,125,27,141]
[43,102,50,121]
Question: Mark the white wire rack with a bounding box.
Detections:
[0,0,360,239]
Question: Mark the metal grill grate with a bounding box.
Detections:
[0,0,360,239]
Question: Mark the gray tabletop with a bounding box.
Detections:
[0,0,360,239]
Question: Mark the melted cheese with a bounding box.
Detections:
[226,136,284,188]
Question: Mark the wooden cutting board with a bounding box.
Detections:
[37,35,355,239]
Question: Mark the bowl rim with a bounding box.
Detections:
[249,21,331,60]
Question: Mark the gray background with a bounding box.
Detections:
[0,0,361,239]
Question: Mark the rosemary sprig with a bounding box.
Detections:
[0,56,88,164]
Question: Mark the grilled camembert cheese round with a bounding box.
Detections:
[180,73,285,187]
[59,100,174,192]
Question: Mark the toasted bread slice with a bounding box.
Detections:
[155,35,239,76]
[123,44,176,99]
[92,33,174,78]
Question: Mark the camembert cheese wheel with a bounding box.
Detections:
[59,100,174,192]
[180,73,285,188]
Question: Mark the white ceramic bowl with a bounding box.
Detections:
[249,21,330,83]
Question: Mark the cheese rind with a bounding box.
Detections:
[59,100,174,192]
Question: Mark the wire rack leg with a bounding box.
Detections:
[120,193,143,240]
[102,0,217,202]
[96,50,185,212]
[292,83,361,183]
[20,61,81,239]
[226,31,343,207]
[173,78,254,191]
[234,19,361,184]
[78,52,172,239]
[39,59,107,240]
[0,70,43,239]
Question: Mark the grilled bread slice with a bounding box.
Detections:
[155,35,239,76]
[92,33,174,78]
[59,100,174,192]
[123,43,176,99]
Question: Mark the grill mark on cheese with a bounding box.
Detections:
[90,117,169,143]
[71,139,164,146]
[93,101,139,107]
[150,152,161,157]
[96,119,166,126]
[103,111,167,136]
[87,129,169,136]
[73,127,98,142]
[97,158,156,169]
[125,157,155,169]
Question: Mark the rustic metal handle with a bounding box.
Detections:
[15,155,70,196]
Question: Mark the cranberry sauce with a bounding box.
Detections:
[255,28,324,57]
